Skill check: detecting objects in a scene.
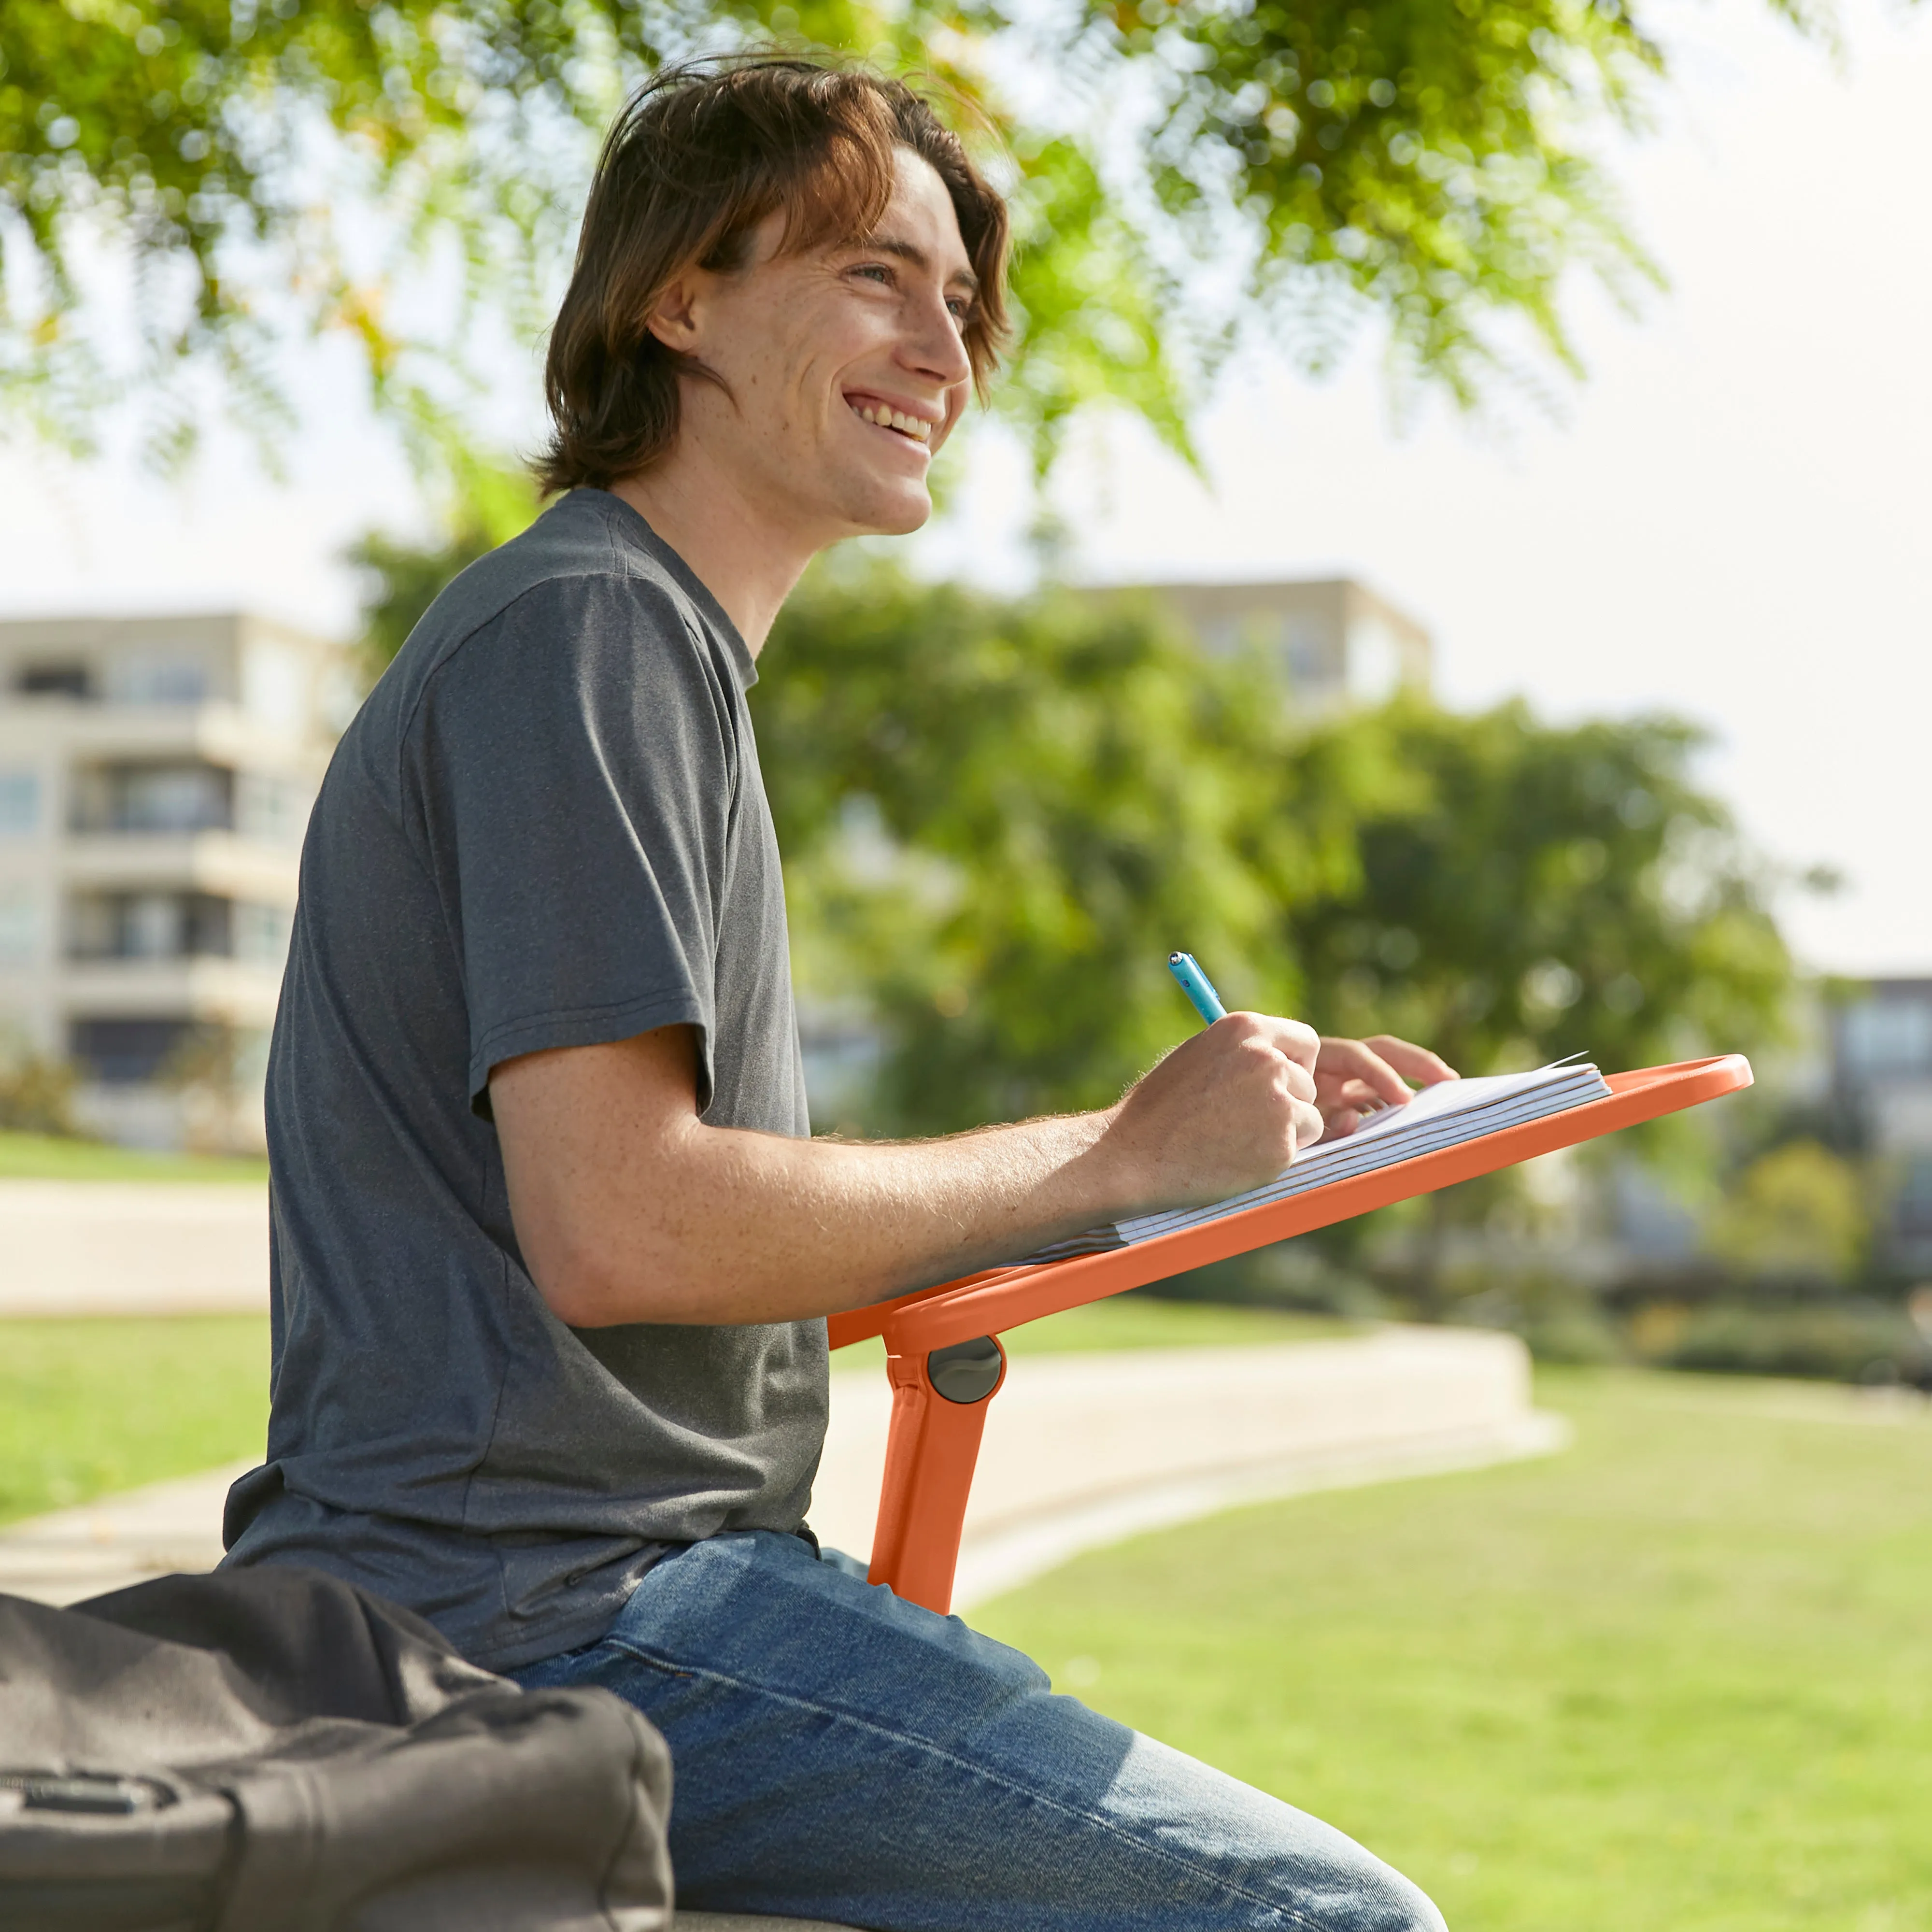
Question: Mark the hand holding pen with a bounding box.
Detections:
[1165,950,1458,1143]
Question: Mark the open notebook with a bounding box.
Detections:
[1027,1057,1613,1261]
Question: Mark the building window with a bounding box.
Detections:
[70,1016,193,1084]
[117,766,229,833]
[1841,998,1932,1080]
[1345,615,1403,705]
[0,769,38,836]
[1898,1156,1932,1242]
[242,641,309,734]
[125,895,183,959]
[234,901,292,964]
[69,892,241,961]
[108,653,209,705]
[14,663,91,699]
[0,886,38,966]
[236,772,309,845]
[72,763,234,835]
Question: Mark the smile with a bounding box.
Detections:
[847,397,935,445]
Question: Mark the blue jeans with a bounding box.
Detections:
[510,1530,1445,1931]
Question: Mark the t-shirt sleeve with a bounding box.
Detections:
[404,573,742,1115]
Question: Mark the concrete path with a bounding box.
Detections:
[0,1459,256,1606]
[0,1326,1560,1609]
[0,1180,267,1316]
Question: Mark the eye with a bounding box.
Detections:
[851,262,895,287]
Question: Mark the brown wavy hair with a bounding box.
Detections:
[535,58,1011,495]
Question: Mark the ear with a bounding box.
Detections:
[643,267,707,356]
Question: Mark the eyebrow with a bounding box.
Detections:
[858,233,980,298]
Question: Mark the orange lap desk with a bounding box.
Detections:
[826,1053,1753,1614]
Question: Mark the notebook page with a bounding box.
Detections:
[1024,1058,1610,1261]
[1120,1070,1606,1240]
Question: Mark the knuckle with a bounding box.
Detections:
[1233,1034,1277,1072]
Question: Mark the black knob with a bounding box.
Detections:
[927,1335,1004,1404]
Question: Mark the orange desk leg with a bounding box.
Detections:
[866,1335,1008,1614]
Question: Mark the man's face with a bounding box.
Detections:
[654,147,979,548]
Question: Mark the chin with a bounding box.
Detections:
[877,498,933,537]
[851,484,933,539]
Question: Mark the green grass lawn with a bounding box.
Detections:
[0,1316,270,1524]
[973,1366,1932,1932]
[0,1129,268,1183]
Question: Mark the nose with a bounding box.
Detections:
[902,285,973,394]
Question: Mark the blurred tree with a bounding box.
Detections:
[1278,696,1793,1302]
[0,1046,80,1136]
[754,557,1382,1130]
[762,581,1794,1147]
[2,0,1856,472]
[1703,1139,1869,1291]
[1281,699,1791,1078]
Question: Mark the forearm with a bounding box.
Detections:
[496,1014,1338,1330]
[529,1108,1124,1327]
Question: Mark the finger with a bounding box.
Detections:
[1364,1035,1460,1084]
[1240,1013,1320,1069]
[1290,1097,1327,1154]
[1331,1077,1398,1116]
[1315,1036,1414,1107]
[1283,1060,1317,1105]
[1317,1105,1366,1143]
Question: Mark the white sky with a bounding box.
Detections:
[1,0,1926,975]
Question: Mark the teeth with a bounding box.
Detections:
[850,401,932,443]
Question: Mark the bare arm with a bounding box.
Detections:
[492,1012,1379,1328]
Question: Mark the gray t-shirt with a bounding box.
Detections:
[222,488,823,1672]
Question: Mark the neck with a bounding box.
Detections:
[609,442,816,655]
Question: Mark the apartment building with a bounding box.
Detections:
[1104,576,1434,710]
[1833,978,1932,1275]
[0,613,347,1151]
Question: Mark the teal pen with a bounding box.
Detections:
[1168,952,1227,1026]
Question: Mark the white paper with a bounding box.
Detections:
[1025,1058,1611,1260]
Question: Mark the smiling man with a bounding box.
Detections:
[223,58,1450,1931]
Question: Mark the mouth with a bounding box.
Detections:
[846,394,936,447]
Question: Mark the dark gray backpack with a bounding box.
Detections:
[0,1566,673,1931]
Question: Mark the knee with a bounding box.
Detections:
[1104,1733,1447,1932]
[1300,1838,1447,1932]
[1356,1862,1449,1932]
[1294,1833,1447,1932]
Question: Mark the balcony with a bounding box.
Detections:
[62,890,289,1029]
[60,760,308,891]
[70,760,233,837]
[61,955,283,1030]
[70,889,288,961]
[59,832,299,903]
